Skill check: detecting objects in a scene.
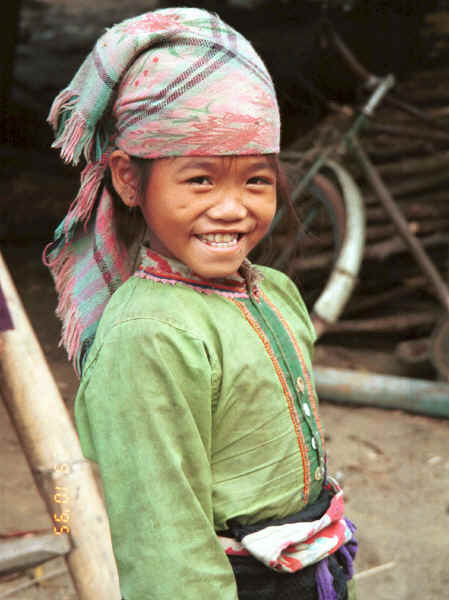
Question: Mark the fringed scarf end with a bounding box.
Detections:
[51,110,93,166]
[70,159,108,226]
[60,305,83,378]
[54,259,76,321]
[46,252,83,376]
[47,89,78,131]
[42,237,69,270]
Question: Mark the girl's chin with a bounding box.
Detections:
[190,263,242,280]
[186,257,243,280]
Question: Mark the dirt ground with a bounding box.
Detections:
[0,242,448,599]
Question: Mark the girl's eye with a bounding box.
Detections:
[187,176,212,185]
[247,176,273,185]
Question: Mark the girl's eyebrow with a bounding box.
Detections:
[175,158,276,174]
[175,159,218,173]
[245,160,276,174]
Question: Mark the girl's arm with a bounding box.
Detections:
[75,318,237,600]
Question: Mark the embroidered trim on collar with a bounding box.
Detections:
[133,247,262,298]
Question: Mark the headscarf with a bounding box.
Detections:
[44,7,281,376]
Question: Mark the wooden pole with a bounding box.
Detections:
[352,137,449,316]
[0,252,120,599]
[314,366,449,418]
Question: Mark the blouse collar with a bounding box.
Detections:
[134,245,263,298]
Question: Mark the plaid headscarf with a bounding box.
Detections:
[44,7,281,376]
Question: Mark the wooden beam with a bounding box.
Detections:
[0,251,120,599]
[0,530,70,576]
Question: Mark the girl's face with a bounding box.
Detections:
[140,155,277,279]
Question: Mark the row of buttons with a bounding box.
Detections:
[314,465,324,480]
[247,294,325,483]
[297,377,313,415]
[296,376,324,481]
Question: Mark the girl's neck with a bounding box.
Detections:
[142,243,246,284]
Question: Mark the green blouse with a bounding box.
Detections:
[74,247,326,600]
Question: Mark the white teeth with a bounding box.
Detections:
[197,232,239,246]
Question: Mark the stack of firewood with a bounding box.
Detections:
[271,66,449,378]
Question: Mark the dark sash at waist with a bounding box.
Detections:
[217,478,357,600]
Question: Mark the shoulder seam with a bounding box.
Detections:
[83,315,209,376]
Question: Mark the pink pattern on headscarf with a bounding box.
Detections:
[117,13,185,35]
[179,113,272,154]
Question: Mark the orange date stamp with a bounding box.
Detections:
[53,463,71,535]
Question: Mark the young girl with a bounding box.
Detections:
[44,7,357,600]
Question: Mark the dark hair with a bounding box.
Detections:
[103,157,154,247]
[250,155,298,266]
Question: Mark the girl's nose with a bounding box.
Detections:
[207,191,248,221]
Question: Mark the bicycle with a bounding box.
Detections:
[262,21,449,381]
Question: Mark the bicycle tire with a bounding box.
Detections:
[257,160,364,338]
[250,171,343,270]
[311,161,365,337]
[275,170,349,306]
[305,172,347,262]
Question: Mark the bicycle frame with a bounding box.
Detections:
[293,32,449,321]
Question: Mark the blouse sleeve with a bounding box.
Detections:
[74,317,237,600]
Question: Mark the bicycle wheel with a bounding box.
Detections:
[293,171,347,272]
[310,161,365,337]
[266,160,365,338]
[270,168,347,304]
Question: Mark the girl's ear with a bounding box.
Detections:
[109,150,140,207]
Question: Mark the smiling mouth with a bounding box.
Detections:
[196,232,242,247]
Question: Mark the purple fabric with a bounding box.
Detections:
[0,285,13,331]
[340,519,358,581]
[315,558,338,600]
[314,518,358,600]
